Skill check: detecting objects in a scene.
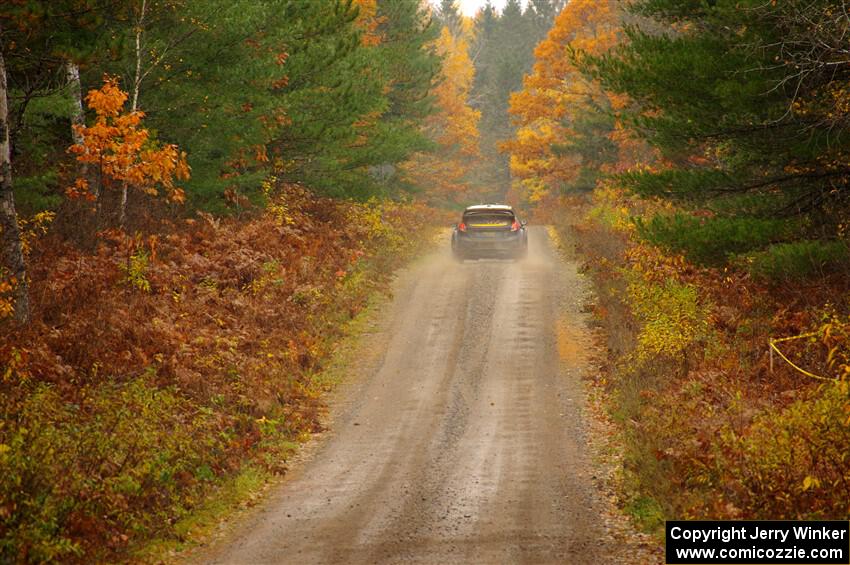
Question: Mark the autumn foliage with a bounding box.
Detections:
[404,24,480,201]
[502,0,625,202]
[67,78,189,205]
[554,186,850,531]
[0,184,439,562]
[352,0,385,46]
[0,1,452,562]
[511,0,850,534]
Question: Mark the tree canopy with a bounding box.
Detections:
[581,0,850,263]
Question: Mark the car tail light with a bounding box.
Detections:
[510,220,520,232]
[458,222,467,232]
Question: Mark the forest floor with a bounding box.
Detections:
[184,227,661,565]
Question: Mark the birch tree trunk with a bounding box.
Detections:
[67,61,104,239]
[67,60,95,197]
[0,45,30,324]
[131,0,146,114]
[119,0,147,228]
[67,61,86,147]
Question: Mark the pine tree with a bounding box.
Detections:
[403,24,480,202]
[0,0,122,320]
[360,0,440,193]
[468,0,559,201]
[435,0,462,36]
[585,0,850,264]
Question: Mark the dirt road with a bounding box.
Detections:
[195,227,632,564]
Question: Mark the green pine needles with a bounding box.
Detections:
[581,0,850,279]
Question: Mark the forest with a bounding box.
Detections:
[1,0,849,562]
[505,0,850,532]
[0,0,561,561]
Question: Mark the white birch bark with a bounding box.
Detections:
[0,42,30,323]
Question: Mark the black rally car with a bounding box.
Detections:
[451,204,528,260]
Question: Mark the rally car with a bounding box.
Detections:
[451,204,528,261]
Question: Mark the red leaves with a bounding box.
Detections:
[0,182,439,561]
[4,183,434,408]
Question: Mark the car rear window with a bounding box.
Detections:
[463,212,514,227]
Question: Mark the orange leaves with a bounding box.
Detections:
[266,50,290,91]
[431,27,480,157]
[352,0,385,46]
[504,0,631,201]
[66,178,94,201]
[405,24,480,199]
[84,78,129,118]
[253,144,270,164]
[0,277,15,321]
[67,77,190,204]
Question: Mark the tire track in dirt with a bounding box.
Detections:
[191,226,650,564]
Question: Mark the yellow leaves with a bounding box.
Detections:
[503,118,581,200]
[405,24,480,199]
[0,295,13,320]
[815,312,850,380]
[18,211,56,257]
[627,271,711,362]
[610,230,712,363]
[1,347,29,383]
[802,475,820,491]
[586,187,637,233]
[67,77,190,204]
[431,26,480,157]
[348,197,404,248]
[519,177,548,203]
[119,242,152,293]
[503,0,637,202]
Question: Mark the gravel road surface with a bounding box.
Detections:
[195,226,634,564]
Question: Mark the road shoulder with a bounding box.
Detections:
[151,250,433,565]
[548,225,664,564]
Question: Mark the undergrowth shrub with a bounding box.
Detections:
[0,183,440,562]
[636,214,792,266]
[623,270,711,362]
[820,313,850,380]
[617,363,723,529]
[0,377,223,562]
[586,186,639,233]
[737,240,850,283]
[573,189,850,534]
[721,382,850,519]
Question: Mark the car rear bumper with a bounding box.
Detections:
[455,232,525,255]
